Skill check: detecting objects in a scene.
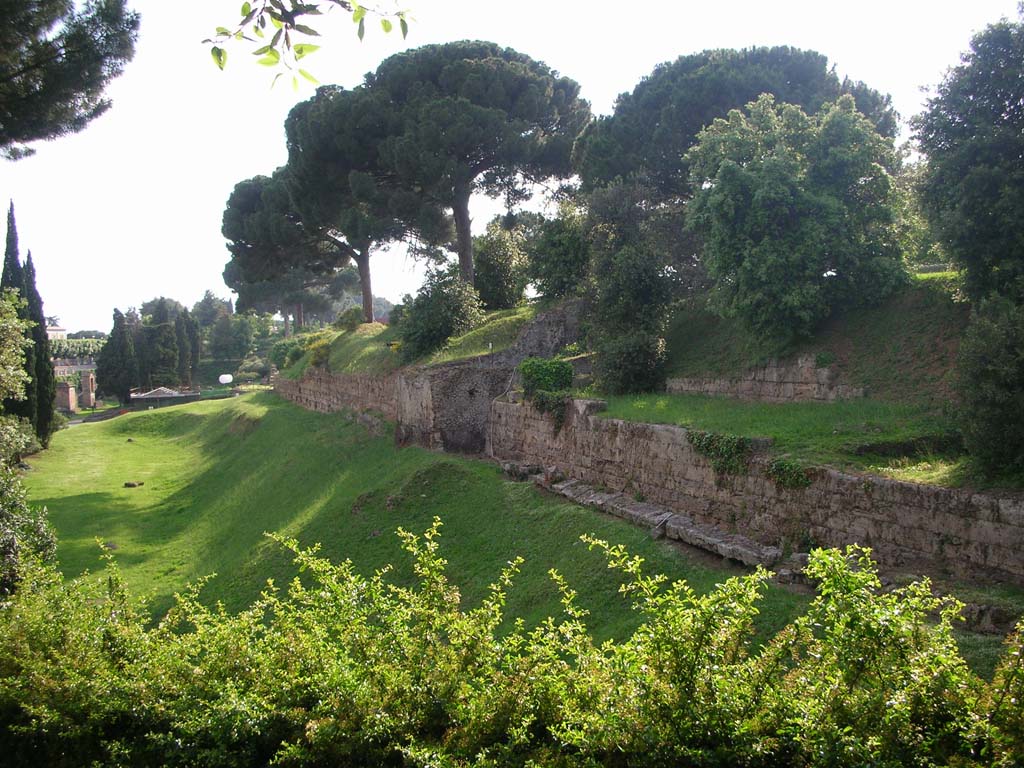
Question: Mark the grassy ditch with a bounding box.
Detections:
[24,393,805,647]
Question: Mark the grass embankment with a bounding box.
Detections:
[282,305,538,380]
[601,394,957,476]
[25,393,804,647]
[665,273,969,404]
[626,274,981,486]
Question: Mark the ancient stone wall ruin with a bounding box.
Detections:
[666,354,864,402]
[272,370,398,420]
[487,397,1024,583]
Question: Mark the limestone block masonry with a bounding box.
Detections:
[487,397,1024,583]
[667,354,864,402]
[272,370,399,420]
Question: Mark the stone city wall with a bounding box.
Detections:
[666,354,864,402]
[273,369,398,420]
[487,397,1024,583]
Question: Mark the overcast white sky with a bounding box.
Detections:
[0,0,1019,331]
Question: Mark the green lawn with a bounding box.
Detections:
[24,393,807,647]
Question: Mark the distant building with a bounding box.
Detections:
[130,387,201,409]
[46,324,67,340]
[52,357,97,377]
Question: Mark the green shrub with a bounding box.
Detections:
[0,464,55,595]
[474,225,528,310]
[955,296,1024,475]
[236,356,270,380]
[519,357,573,397]
[689,430,752,475]
[285,345,305,366]
[269,338,302,369]
[334,306,364,332]
[399,270,485,362]
[0,527,1019,766]
[594,332,667,394]
[307,338,331,368]
[767,457,812,489]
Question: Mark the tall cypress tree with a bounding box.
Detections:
[96,309,137,406]
[1,204,34,428]
[184,308,201,382]
[23,253,55,445]
[2,203,21,290]
[174,313,192,389]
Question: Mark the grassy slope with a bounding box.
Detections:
[664,274,969,404]
[285,305,538,380]
[24,393,806,646]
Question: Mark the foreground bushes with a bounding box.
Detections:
[1,523,1022,767]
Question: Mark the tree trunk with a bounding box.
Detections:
[356,251,375,323]
[295,303,304,330]
[453,182,474,285]
[282,312,290,338]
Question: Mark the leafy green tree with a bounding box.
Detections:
[0,0,140,159]
[686,94,906,342]
[574,46,897,199]
[473,221,527,310]
[284,86,451,322]
[191,290,230,329]
[526,204,590,300]
[22,253,54,446]
[914,9,1024,302]
[398,267,484,361]
[588,181,671,393]
[369,41,591,284]
[209,314,253,360]
[223,169,354,325]
[95,309,137,405]
[954,296,1024,476]
[140,297,185,324]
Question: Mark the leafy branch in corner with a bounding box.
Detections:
[205,1,411,89]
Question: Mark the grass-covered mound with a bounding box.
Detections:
[23,393,804,641]
[665,273,969,404]
[282,305,538,381]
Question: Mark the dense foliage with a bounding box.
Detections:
[369,41,591,284]
[526,206,590,301]
[96,309,137,405]
[472,223,528,310]
[0,525,1021,766]
[519,357,573,397]
[914,9,1024,302]
[0,0,139,159]
[573,45,897,198]
[588,182,672,394]
[954,296,1024,475]
[398,269,485,361]
[686,94,906,342]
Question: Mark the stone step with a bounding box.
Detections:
[528,470,781,568]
